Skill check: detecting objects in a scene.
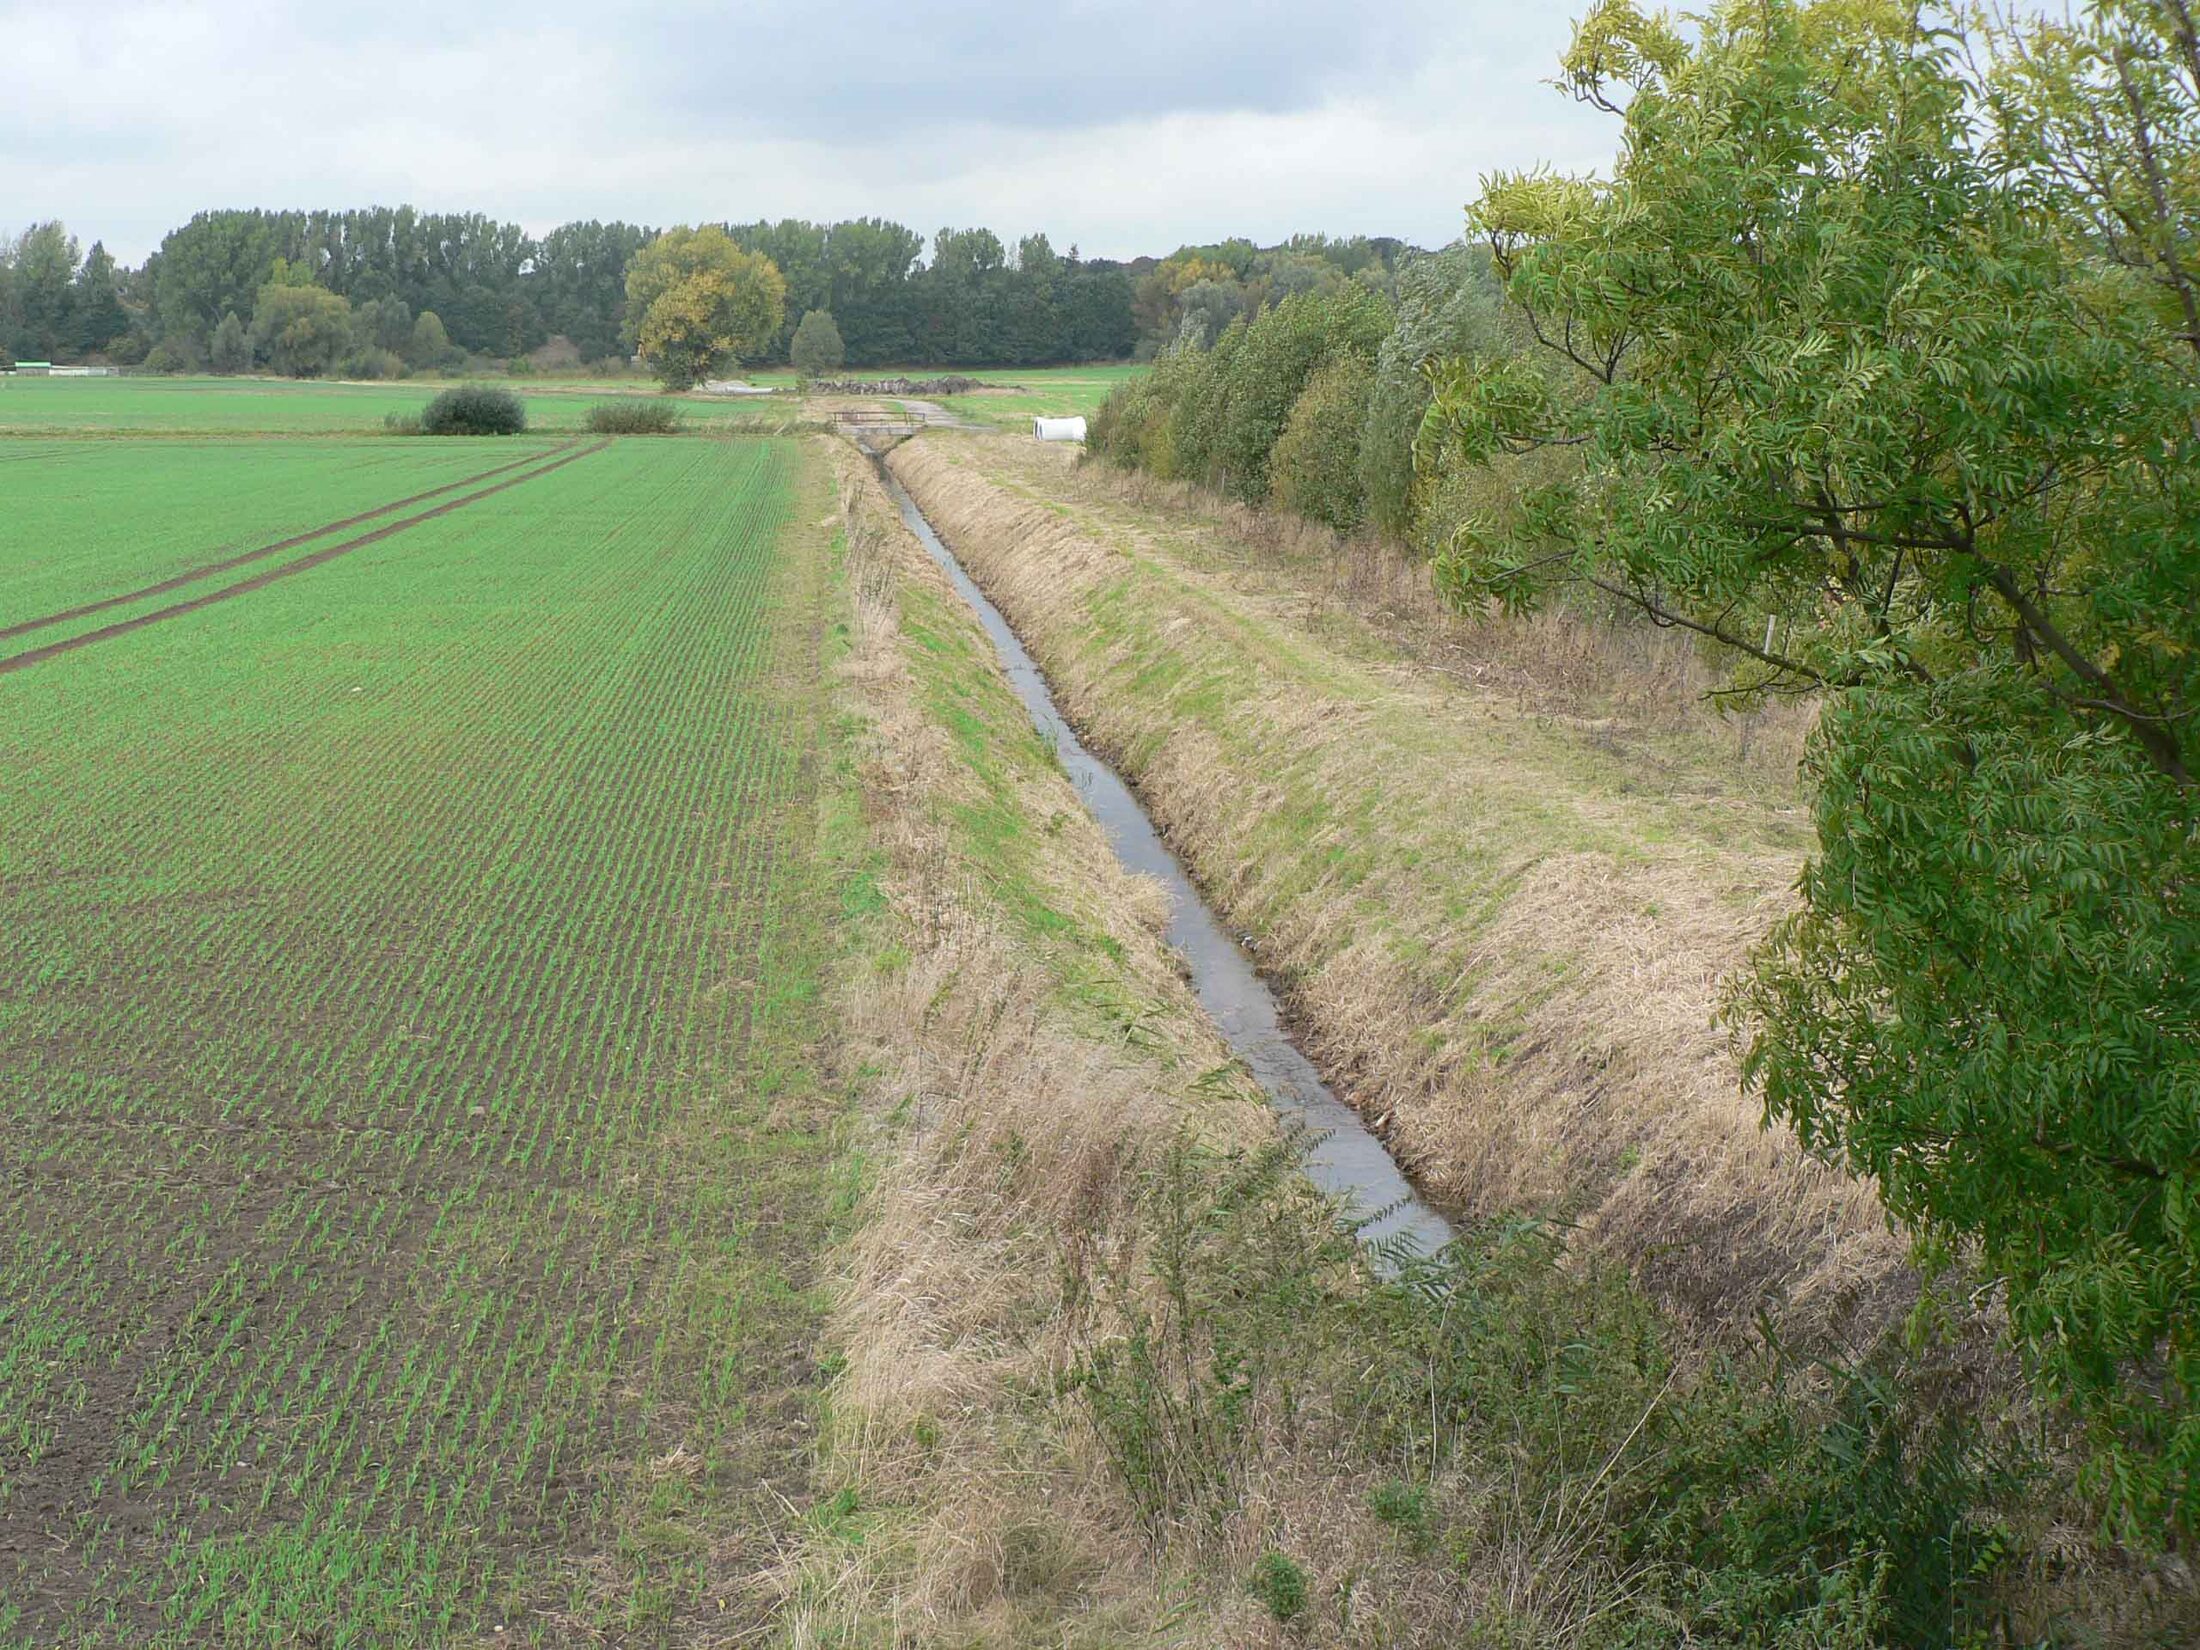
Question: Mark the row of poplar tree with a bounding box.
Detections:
[3,211,1425,376]
[0,210,1165,372]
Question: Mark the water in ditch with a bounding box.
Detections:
[872,454,1456,1266]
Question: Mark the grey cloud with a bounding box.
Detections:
[0,1,1616,263]
[629,1,1451,130]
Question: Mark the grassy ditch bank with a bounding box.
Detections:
[883,432,1893,1340]
[773,442,2186,1646]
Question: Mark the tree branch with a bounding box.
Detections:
[1579,572,1834,685]
[1979,562,2193,782]
[2112,43,2200,365]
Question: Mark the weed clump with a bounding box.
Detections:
[1367,1479,1432,1552]
[419,383,526,435]
[585,399,681,434]
[1248,1550,1308,1623]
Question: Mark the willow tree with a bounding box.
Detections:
[1420,0,2200,1533]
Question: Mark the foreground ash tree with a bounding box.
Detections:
[1420,0,2200,1532]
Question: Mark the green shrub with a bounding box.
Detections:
[381,411,422,436]
[339,346,405,381]
[789,308,845,377]
[1085,377,1148,467]
[1248,1551,1308,1623]
[1061,1143,1304,1527]
[408,311,454,371]
[1094,250,1531,547]
[1090,339,1213,479]
[585,399,681,434]
[1163,317,1243,487]
[249,282,353,378]
[143,337,203,375]
[1270,354,1374,531]
[208,312,251,376]
[1067,1132,2043,1646]
[1096,287,1393,506]
[419,384,526,436]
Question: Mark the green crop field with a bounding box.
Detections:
[0,413,845,1646]
[0,439,569,626]
[0,376,783,435]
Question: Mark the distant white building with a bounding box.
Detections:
[1033,416,1087,442]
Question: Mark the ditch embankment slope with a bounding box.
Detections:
[799,437,2188,1646]
[883,431,1903,1341]
[788,442,1402,1644]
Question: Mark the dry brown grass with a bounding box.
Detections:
[885,432,1908,1342]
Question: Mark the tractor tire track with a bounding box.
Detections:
[0,442,610,678]
[0,442,580,645]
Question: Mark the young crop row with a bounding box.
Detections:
[0,435,837,1645]
[0,438,540,628]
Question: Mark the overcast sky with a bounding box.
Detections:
[3,2,1618,266]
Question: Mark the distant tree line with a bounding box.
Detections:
[0,223,131,365]
[3,207,1417,377]
[1126,232,1409,354]
[1089,241,1496,539]
[721,221,1142,367]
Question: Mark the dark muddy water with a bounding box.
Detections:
[873,454,1455,1267]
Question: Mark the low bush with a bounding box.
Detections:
[381,411,422,436]
[142,338,204,375]
[1367,1479,1432,1552]
[339,346,405,381]
[584,399,681,434]
[419,383,526,435]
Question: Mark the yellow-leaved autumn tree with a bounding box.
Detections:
[622,226,786,391]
